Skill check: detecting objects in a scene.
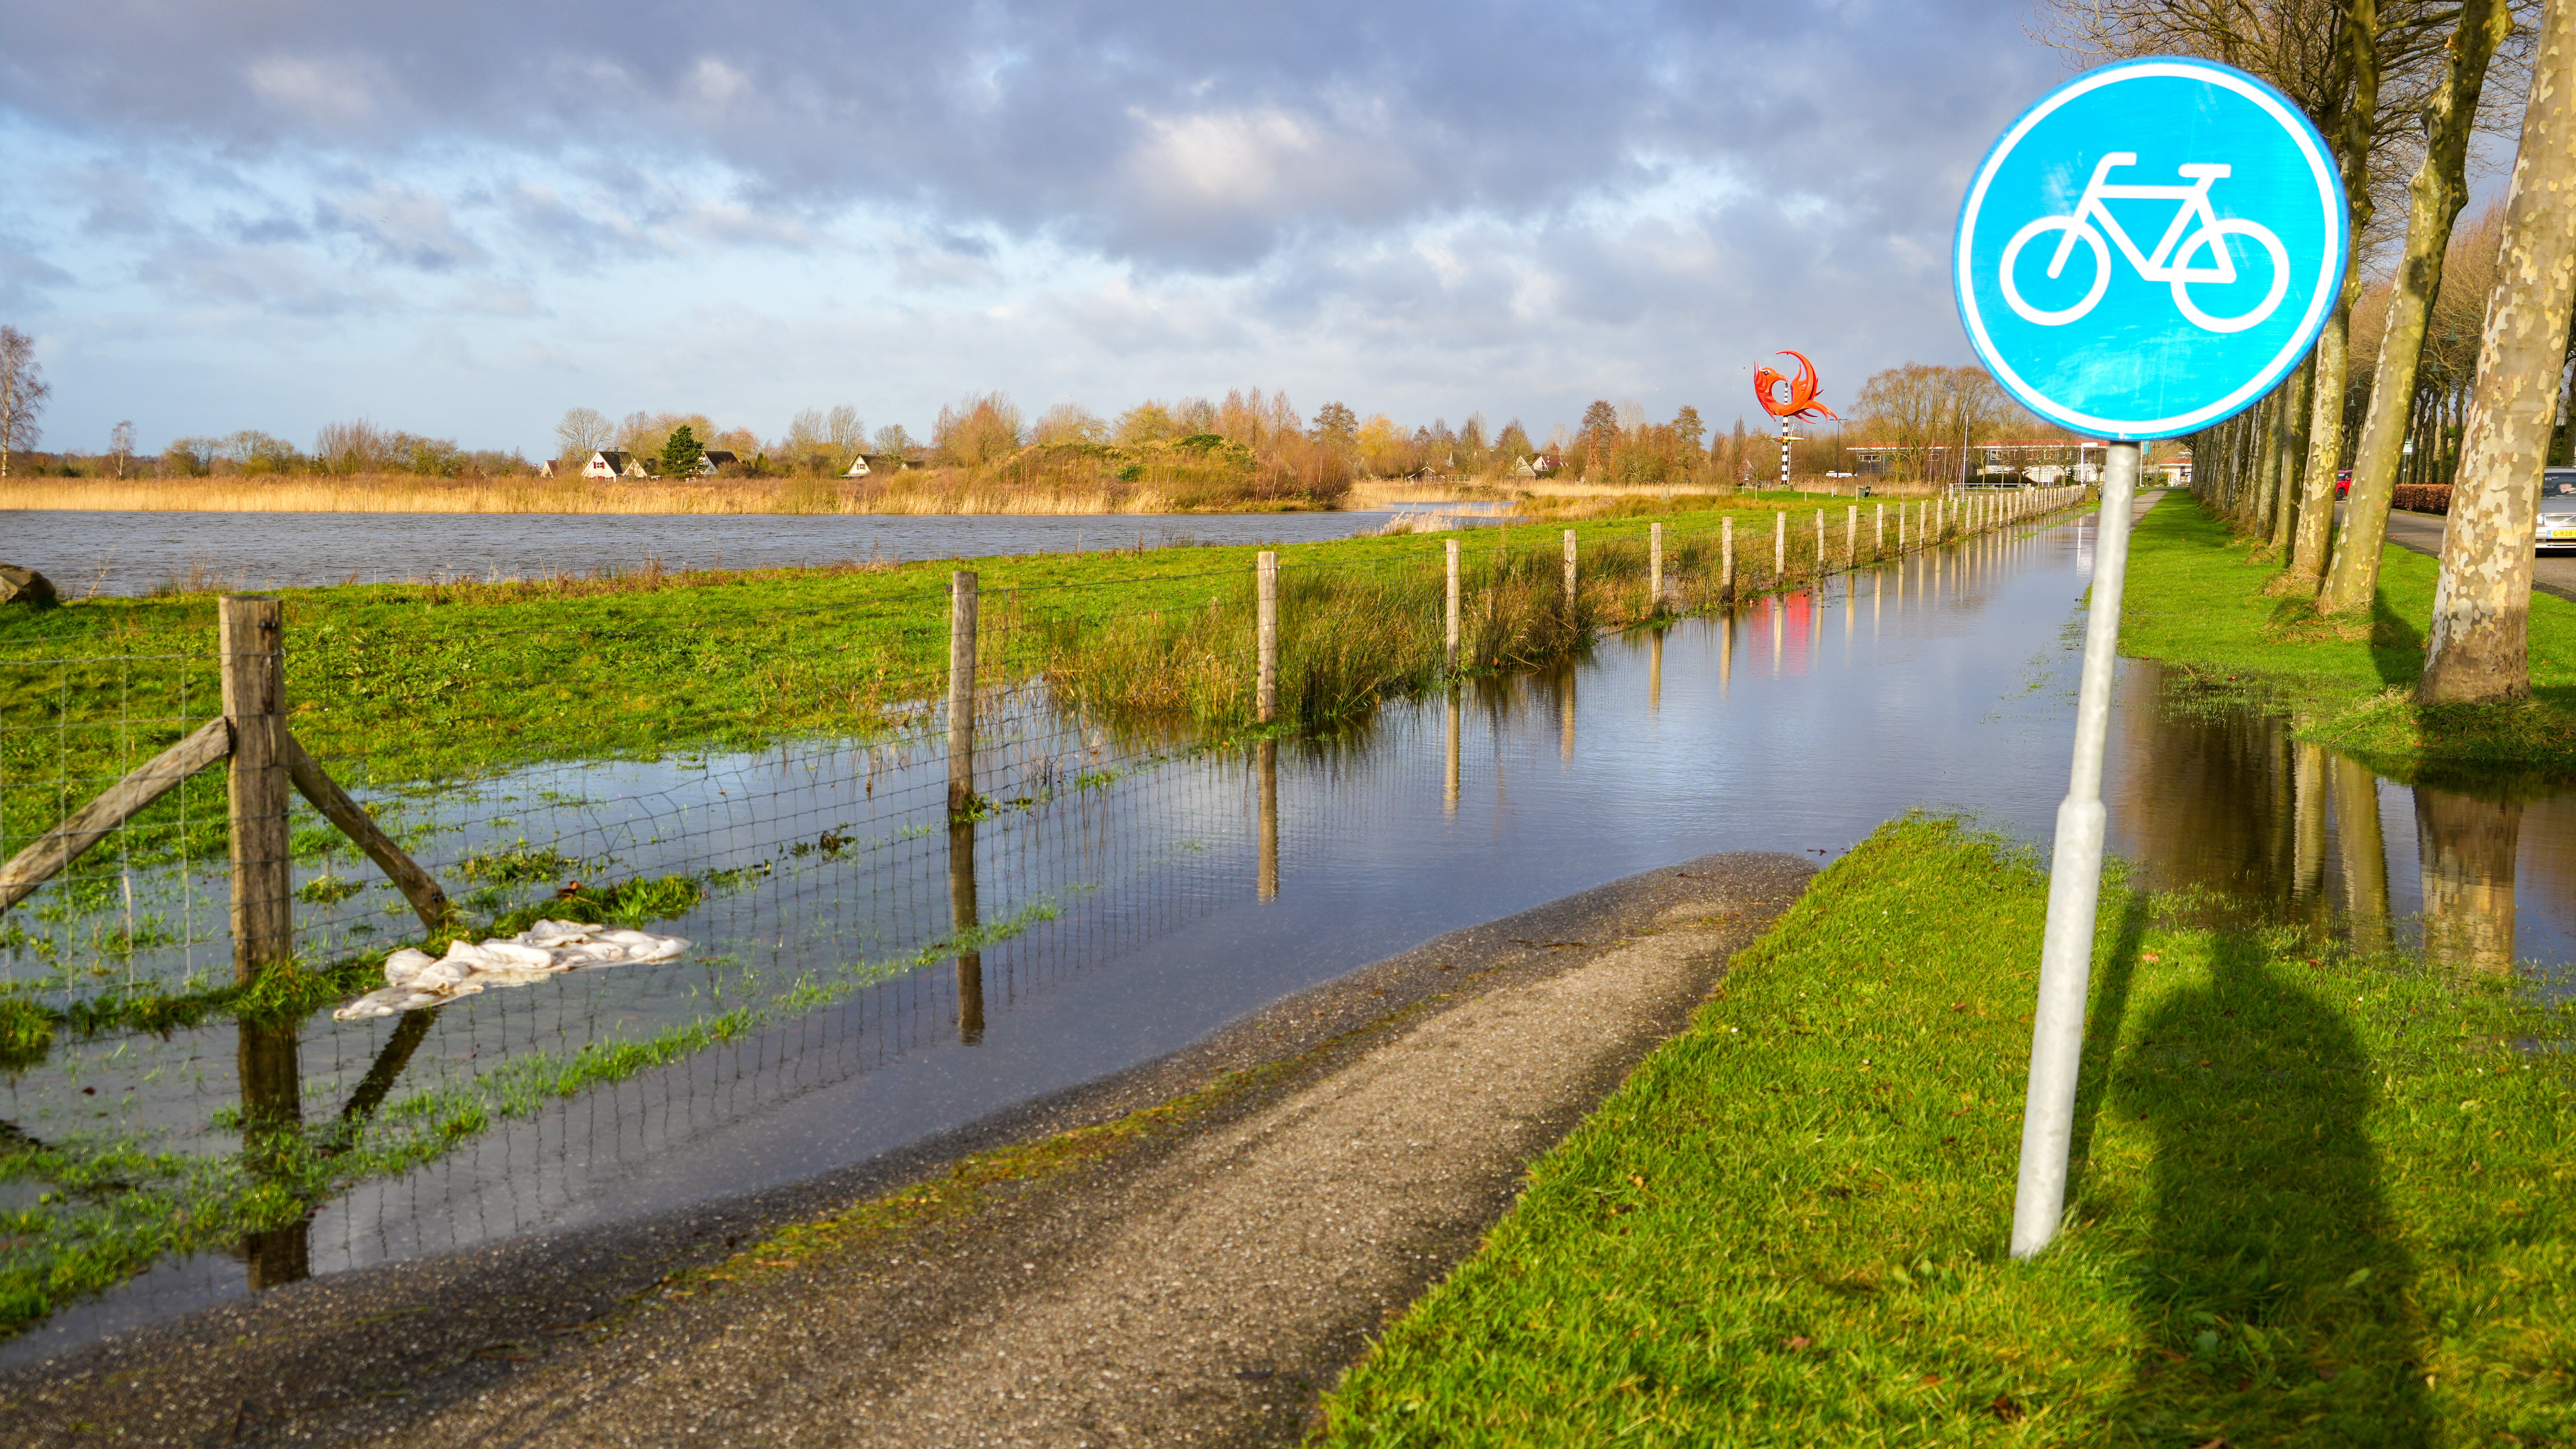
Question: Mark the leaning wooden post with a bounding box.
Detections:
[1256,551,1279,724]
[1721,515,1735,602]
[1649,522,1663,608]
[1561,530,1577,610]
[1813,510,1824,576]
[948,571,977,816]
[1444,537,1461,673]
[221,596,292,985]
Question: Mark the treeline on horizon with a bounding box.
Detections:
[6,363,2102,498]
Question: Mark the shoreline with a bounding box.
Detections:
[0,852,1813,1442]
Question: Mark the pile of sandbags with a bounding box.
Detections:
[334,918,688,1019]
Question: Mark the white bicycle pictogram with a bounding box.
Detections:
[2000,152,2290,333]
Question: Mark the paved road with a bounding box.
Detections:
[2374,506,2576,604]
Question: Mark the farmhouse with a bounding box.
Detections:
[582,450,635,480]
[698,451,740,474]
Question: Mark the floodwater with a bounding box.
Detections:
[0,505,1514,599]
[6,499,2573,1366]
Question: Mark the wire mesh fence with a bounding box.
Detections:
[0,487,2087,1345]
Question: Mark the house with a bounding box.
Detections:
[623,456,655,479]
[583,450,630,480]
[698,451,740,474]
[844,456,872,478]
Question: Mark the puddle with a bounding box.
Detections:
[6,507,2573,1364]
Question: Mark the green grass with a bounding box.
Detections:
[1,499,2023,847]
[1316,815,2576,1447]
[2121,495,2576,775]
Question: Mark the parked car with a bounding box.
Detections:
[2336,469,2351,499]
[2541,468,2576,554]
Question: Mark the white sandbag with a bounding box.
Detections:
[334,918,689,1020]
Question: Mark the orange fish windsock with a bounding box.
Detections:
[1754,351,1839,423]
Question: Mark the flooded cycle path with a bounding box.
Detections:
[9,500,2575,1366]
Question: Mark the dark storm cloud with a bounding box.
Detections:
[0,0,2052,275]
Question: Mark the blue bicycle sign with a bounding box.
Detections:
[1954,57,2347,440]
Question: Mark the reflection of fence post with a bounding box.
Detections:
[221,596,291,985]
[1257,740,1280,899]
[1256,551,1279,724]
[1649,522,1663,609]
[950,818,983,1043]
[1444,538,1461,673]
[1561,530,1577,609]
[948,572,978,817]
[1648,629,1663,713]
[1721,516,1735,602]
[1442,691,1459,814]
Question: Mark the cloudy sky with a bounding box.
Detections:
[1,0,2071,457]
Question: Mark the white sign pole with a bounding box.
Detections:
[2008,439,2139,1259]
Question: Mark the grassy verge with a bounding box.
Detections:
[2121,493,2576,775]
[1317,815,2576,1447]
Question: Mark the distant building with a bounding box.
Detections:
[539,459,562,477]
[583,450,629,480]
[844,456,872,478]
[698,451,740,474]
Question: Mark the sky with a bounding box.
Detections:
[0,0,2074,458]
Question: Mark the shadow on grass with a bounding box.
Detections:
[2368,587,2426,692]
[2108,932,2429,1446]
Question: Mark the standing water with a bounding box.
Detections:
[4,501,2571,1364]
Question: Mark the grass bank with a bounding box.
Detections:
[1318,814,2576,1446]
[2121,493,2576,775]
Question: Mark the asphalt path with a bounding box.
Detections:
[2371,505,2576,604]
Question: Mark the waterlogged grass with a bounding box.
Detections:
[0,899,1059,1340]
[1316,814,2576,1447]
[1,500,2009,846]
[2122,494,2576,775]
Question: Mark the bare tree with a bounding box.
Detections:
[555,406,614,463]
[0,325,50,478]
[2420,0,2576,703]
[824,404,867,467]
[110,420,134,479]
[2324,0,2519,614]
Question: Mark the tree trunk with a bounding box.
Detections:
[2325,0,2515,615]
[2420,0,2576,704]
[2257,379,2286,536]
[2271,352,2314,553]
[2287,0,2384,584]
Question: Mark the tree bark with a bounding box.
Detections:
[2288,0,2385,584]
[2420,0,2576,704]
[2271,351,2315,553]
[2323,0,2514,614]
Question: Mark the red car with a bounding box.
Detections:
[2336,469,2351,499]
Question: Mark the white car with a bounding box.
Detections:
[2543,469,2576,554]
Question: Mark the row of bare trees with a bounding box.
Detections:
[2098,0,2576,704]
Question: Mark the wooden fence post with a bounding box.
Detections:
[1813,510,1825,577]
[1721,515,1735,602]
[220,595,290,984]
[948,571,977,816]
[1256,551,1279,724]
[1773,510,1785,583]
[1875,502,1885,556]
[1444,537,1461,672]
[1561,530,1577,609]
[1649,522,1663,608]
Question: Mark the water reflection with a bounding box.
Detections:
[950,820,984,1043]
[2112,661,2551,973]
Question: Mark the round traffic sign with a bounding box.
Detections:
[1953,57,2348,440]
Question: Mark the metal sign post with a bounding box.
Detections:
[1951,56,2347,1258]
